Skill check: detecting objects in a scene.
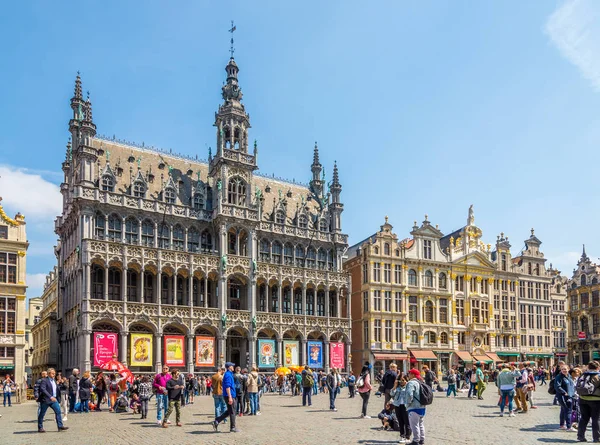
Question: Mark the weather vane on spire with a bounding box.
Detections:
[229,20,236,58]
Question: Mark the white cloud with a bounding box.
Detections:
[0,164,62,220]
[546,0,600,91]
[26,273,48,298]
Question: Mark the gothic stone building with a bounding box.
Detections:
[345,208,567,377]
[55,56,350,374]
[567,247,600,365]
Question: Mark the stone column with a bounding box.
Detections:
[155,333,163,372]
[157,271,162,307]
[140,270,145,303]
[83,263,91,300]
[120,331,129,366]
[122,267,128,302]
[278,339,283,367]
[302,339,308,366]
[82,330,91,372]
[204,277,208,308]
[325,289,330,318]
[324,340,330,372]
[336,290,341,320]
[188,274,194,307]
[187,334,194,374]
[104,265,109,300]
[278,284,282,314]
[302,285,307,315]
[249,336,256,368]
[218,334,226,368]
[173,273,178,306]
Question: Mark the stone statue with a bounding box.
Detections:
[221,313,227,328]
[252,259,257,274]
[217,179,222,191]
[468,204,475,225]
[221,254,227,270]
[252,315,257,330]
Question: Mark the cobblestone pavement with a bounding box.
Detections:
[0,388,585,445]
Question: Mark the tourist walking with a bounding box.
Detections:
[495,363,521,417]
[446,369,457,397]
[391,373,411,443]
[153,365,171,425]
[475,363,486,400]
[382,363,398,407]
[423,365,437,389]
[577,361,600,442]
[466,365,477,398]
[348,371,356,398]
[234,366,245,416]
[326,368,339,411]
[162,369,184,428]
[37,368,69,433]
[67,368,79,413]
[247,366,259,415]
[357,362,373,419]
[554,363,576,431]
[526,366,538,409]
[138,375,152,419]
[57,374,69,419]
[212,362,238,433]
[514,363,529,413]
[405,368,426,445]
[78,371,92,413]
[93,372,106,411]
[301,366,314,407]
[211,367,226,418]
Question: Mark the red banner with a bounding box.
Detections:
[579,331,587,340]
[164,335,186,367]
[93,332,118,367]
[329,342,345,369]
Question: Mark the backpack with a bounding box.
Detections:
[356,373,367,388]
[303,373,314,388]
[257,375,264,388]
[415,380,434,406]
[576,375,597,397]
[109,382,119,392]
[547,378,556,395]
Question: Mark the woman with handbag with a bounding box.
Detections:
[357,362,373,419]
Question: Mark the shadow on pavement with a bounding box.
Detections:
[520,424,558,432]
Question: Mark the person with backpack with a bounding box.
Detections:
[357,362,373,418]
[576,361,600,442]
[34,371,48,416]
[107,373,120,412]
[348,371,356,398]
[495,363,521,417]
[466,365,477,398]
[446,369,458,398]
[93,372,106,411]
[301,366,314,407]
[246,367,259,415]
[405,368,430,445]
[554,364,576,432]
[67,368,79,413]
[233,366,245,416]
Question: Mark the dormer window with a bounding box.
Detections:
[275,210,286,225]
[319,219,328,232]
[501,254,507,271]
[193,193,204,210]
[298,215,308,229]
[133,181,146,198]
[101,175,114,192]
[227,177,246,206]
[164,187,176,204]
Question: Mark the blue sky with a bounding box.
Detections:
[1,0,599,298]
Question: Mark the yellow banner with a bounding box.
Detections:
[130,333,153,366]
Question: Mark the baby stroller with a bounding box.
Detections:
[572,395,580,427]
[114,393,129,413]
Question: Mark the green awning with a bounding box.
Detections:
[524,354,553,358]
[495,352,520,356]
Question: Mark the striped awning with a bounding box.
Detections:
[374,353,408,361]
[410,350,437,360]
[454,351,474,362]
[473,355,493,364]
[485,352,503,362]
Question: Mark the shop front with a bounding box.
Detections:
[409,350,438,373]
[373,353,409,374]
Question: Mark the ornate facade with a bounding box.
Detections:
[0,198,28,398]
[54,54,350,374]
[345,208,567,377]
[567,247,600,365]
[30,267,58,381]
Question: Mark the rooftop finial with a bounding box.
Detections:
[74,71,82,99]
[229,20,236,58]
[385,215,389,224]
[583,244,587,257]
[531,228,535,236]
[467,204,474,225]
[332,161,340,186]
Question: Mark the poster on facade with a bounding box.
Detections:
[93,332,118,367]
[307,341,323,369]
[130,333,153,367]
[283,340,299,366]
[258,339,276,368]
[195,336,215,367]
[329,342,345,369]
[164,335,186,367]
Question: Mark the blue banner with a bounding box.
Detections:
[257,339,276,368]
[307,341,323,369]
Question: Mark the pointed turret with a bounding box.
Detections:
[310,142,324,198]
[69,72,86,148]
[329,161,343,233]
[74,72,82,100]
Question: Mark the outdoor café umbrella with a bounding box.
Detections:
[118,368,135,384]
[275,367,291,376]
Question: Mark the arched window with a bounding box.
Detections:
[95,212,106,239]
[172,225,184,251]
[440,332,448,344]
[501,253,507,271]
[582,275,587,286]
[424,300,434,323]
[227,177,246,205]
[141,220,154,246]
[201,230,213,252]
[439,273,447,289]
[306,247,316,268]
[275,210,286,225]
[193,193,204,210]
[410,330,418,344]
[284,243,293,265]
[582,316,589,334]
[317,249,326,270]
[107,214,122,242]
[409,296,417,322]
[384,243,390,255]
[374,246,379,255]
[133,181,146,198]
[319,218,328,232]
[91,264,104,299]
[408,269,417,286]
[424,270,433,287]
[426,331,436,344]
[101,175,114,192]
[328,250,336,271]
[164,187,176,204]
[187,227,199,252]
[298,215,308,229]
[260,240,270,262]
[272,241,282,264]
[125,218,139,244]
[108,268,121,300]
[158,223,170,249]
[395,249,400,257]
[295,245,305,267]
